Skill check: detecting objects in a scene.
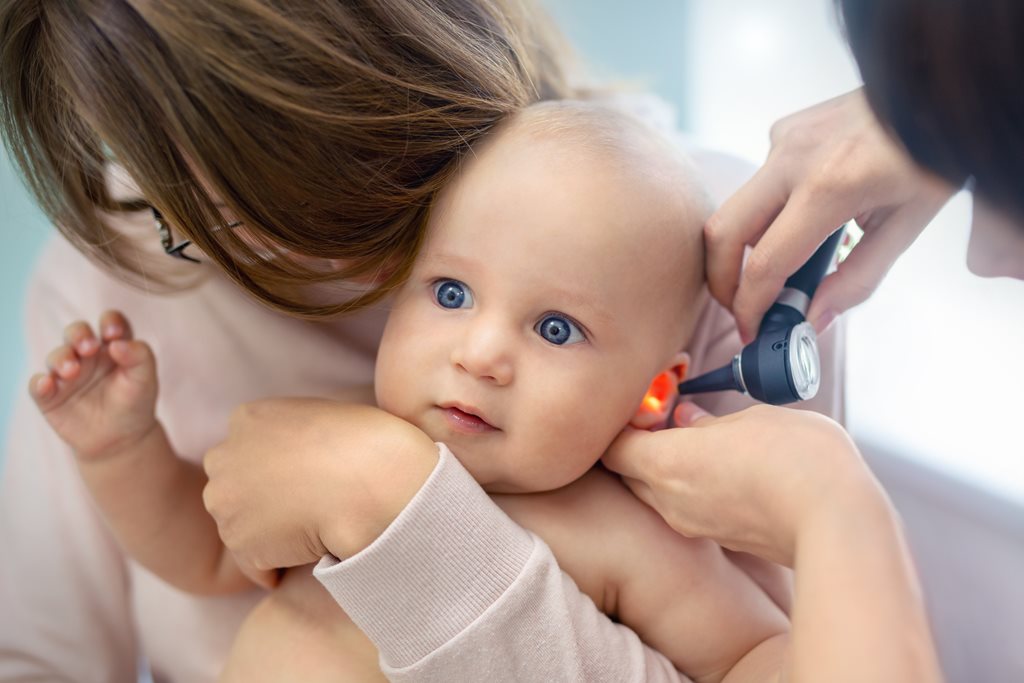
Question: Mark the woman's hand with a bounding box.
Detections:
[607,404,943,681]
[203,398,438,576]
[602,402,883,566]
[705,88,954,342]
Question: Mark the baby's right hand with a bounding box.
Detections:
[29,310,159,462]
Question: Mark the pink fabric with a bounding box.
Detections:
[0,146,844,683]
[315,443,689,681]
[0,234,386,682]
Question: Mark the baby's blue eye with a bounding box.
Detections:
[433,279,474,309]
[535,314,585,345]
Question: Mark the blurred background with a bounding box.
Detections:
[3,1,1022,681]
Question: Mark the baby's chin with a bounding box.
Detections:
[409,415,593,494]
[443,442,561,494]
[476,458,593,495]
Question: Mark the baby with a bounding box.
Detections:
[31,101,788,681]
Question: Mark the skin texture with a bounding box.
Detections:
[225,103,792,681]
[603,401,944,683]
[375,104,704,494]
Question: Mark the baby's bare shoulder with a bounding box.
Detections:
[493,468,718,610]
[492,466,647,536]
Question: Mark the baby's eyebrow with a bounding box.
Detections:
[427,251,479,272]
[545,285,615,328]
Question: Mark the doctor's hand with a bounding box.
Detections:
[602,402,885,567]
[706,89,954,342]
[203,398,438,576]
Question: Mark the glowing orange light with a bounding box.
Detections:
[641,370,673,414]
[642,394,665,413]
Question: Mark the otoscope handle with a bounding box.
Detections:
[783,227,845,300]
[678,224,846,403]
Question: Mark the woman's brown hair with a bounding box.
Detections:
[0,0,575,316]
[838,0,1024,224]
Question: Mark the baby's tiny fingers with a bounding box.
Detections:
[28,373,56,401]
[108,339,155,370]
[63,320,99,357]
[46,344,81,381]
[98,309,133,342]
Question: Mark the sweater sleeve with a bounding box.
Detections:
[314,444,689,683]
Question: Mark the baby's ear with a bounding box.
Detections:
[630,352,690,430]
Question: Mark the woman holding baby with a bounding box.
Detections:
[4,0,1016,680]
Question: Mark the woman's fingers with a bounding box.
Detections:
[706,89,956,341]
[805,196,946,331]
[605,403,713,480]
[731,190,855,341]
[704,164,789,310]
[601,427,654,481]
[616,475,657,510]
[239,565,281,591]
[204,399,439,569]
[672,401,713,428]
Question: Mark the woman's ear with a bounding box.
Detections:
[630,352,690,430]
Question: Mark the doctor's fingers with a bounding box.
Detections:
[704,162,790,312]
[804,190,952,332]
[727,184,863,343]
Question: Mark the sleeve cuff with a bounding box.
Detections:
[313,443,535,669]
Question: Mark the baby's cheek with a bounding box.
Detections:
[373,350,405,414]
[545,425,611,483]
[374,376,404,420]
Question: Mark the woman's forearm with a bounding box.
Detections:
[787,477,943,682]
[77,424,253,595]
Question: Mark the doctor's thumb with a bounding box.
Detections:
[673,401,712,428]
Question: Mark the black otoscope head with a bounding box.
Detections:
[678,226,845,405]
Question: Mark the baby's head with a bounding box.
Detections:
[375,100,711,493]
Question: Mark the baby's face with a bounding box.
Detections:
[375,107,706,493]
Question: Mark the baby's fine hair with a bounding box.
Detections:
[0,0,576,317]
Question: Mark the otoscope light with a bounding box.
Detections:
[642,370,674,414]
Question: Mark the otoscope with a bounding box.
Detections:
[677,226,846,405]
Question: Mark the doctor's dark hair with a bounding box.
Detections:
[0,0,574,317]
[838,0,1024,224]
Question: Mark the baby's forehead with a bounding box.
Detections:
[498,101,679,171]
[484,102,709,218]
[434,100,709,338]
[501,103,707,335]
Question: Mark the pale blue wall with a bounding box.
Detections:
[1,149,52,460]
[546,0,690,121]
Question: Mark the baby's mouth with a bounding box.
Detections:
[440,404,499,434]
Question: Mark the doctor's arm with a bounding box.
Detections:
[603,403,943,683]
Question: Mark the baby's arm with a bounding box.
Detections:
[495,468,788,682]
[29,310,262,594]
